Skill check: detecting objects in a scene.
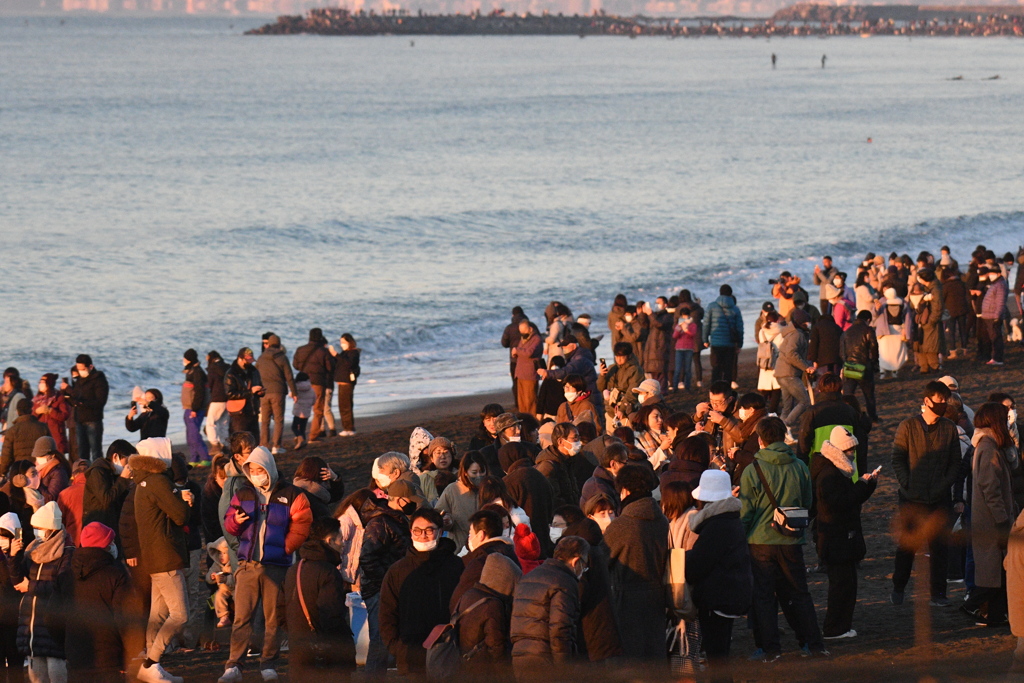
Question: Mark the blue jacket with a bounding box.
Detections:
[703,295,743,348]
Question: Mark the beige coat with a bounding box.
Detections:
[1004,508,1024,637]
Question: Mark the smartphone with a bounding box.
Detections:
[599,358,606,366]
[872,466,882,476]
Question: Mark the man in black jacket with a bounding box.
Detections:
[255,335,297,455]
[500,443,555,556]
[889,381,961,607]
[62,354,109,463]
[205,351,230,455]
[224,348,263,440]
[840,310,881,423]
[284,517,356,676]
[292,329,334,444]
[379,509,464,675]
[797,374,859,465]
[83,440,134,535]
[449,509,521,610]
[181,349,210,465]
[808,313,843,377]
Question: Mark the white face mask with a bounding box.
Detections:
[250,473,271,489]
[564,391,578,403]
[738,408,751,421]
[412,539,438,553]
[833,278,843,287]
[549,527,564,543]
[593,514,615,532]
[651,303,661,313]
[373,473,392,489]
[1009,410,1018,427]
[564,441,582,456]
[37,383,47,394]
[78,369,89,378]
[506,435,521,443]
[34,457,51,469]
[33,528,48,542]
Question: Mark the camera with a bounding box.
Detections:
[768,278,779,285]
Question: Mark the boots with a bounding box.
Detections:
[293,436,305,451]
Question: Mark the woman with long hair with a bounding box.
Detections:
[435,451,488,553]
[292,455,345,521]
[634,404,671,471]
[331,333,361,436]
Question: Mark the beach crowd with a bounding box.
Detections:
[0,243,1023,682]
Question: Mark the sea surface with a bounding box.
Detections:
[2,15,1023,442]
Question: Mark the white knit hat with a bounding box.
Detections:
[31,501,62,531]
[829,426,858,452]
[0,512,21,537]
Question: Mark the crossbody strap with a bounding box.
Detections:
[296,560,315,632]
[751,460,780,510]
[450,596,489,627]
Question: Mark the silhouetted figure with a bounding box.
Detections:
[821,54,827,68]
[771,53,777,69]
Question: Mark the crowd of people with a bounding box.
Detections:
[0,242,1021,682]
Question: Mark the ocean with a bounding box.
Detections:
[2,15,1023,442]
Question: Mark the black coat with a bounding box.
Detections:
[797,393,859,461]
[119,485,141,563]
[535,447,579,510]
[16,536,74,659]
[503,460,555,553]
[509,558,580,665]
[332,349,361,386]
[201,479,224,544]
[379,538,464,674]
[224,361,262,414]
[811,454,877,564]
[357,499,410,600]
[685,500,752,616]
[449,539,521,612]
[293,478,345,522]
[83,458,131,535]
[284,539,356,666]
[808,315,843,366]
[67,371,109,424]
[840,320,880,371]
[659,457,705,490]
[456,584,512,674]
[206,357,229,403]
[65,547,135,673]
[563,518,622,662]
[293,341,334,388]
[125,403,170,439]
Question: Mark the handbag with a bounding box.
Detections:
[422,597,488,682]
[842,361,866,381]
[752,461,809,538]
[226,398,246,413]
[663,547,698,621]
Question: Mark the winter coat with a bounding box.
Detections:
[455,584,513,673]
[832,298,854,331]
[563,518,622,662]
[332,349,361,386]
[535,447,580,510]
[284,539,356,664]
[916,281,944,353]
[811,445,876,564]
[83,457,131,534]
[0,415,49,477]
[808,315,842,366]
[256,344,297,396]
[293,341,333,388]
[224,361,262,414]
[642,311,673,374]
[201,478,224,545]
[379,538,464,674]
[659,457,705,490]
[686,497,752,616]
[607,306,626,347]
[740,442,812,545]
[545,347,602,417]
[1005,509,1024,638]
[130,454,190,574]
[772,323,810,379]
[292,476,345,522]
[510,558,580,666]
[125,403,170,439]
[580,467,617,511]
[982,277,1009,320]
[38,458,70,505]
[891,415,961,505]
[702,295,743,349]
[840,320,880,371]
[596,355,644,417]
[603,495,669,659]
[119,485,141,564]
[972,430,1019,588]
[181,361,208,413]
[797,392,858,462]
[672,319,698,351]
[16,531,74,659]
[32,392,71,454]
[502,313,528,362]
[514,333,543,381]
[357,498,411,600]
[224,448,313,568]
[435,481,479,554]
[943,277,970,318]
[449,539,521,612]
[555,396,601,435]
[57,473,86,546]
[503,460,555,549]
[64,547,134,673]
[728,410,766,485]
[206,357,229,403]
[179,478,203,552]
[67,370,109,424]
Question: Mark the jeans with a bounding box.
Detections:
[27,657,66,683]
[363,592,389,673]
[673,349,694,389]
[259,393,286,449]
[183,410,209,463]
[75,421,103,462]
[841,371,877,421]
[776,376,810,429]
[710,346,736,384]
[227,562,286,671]
[892,501,950,599]
[205,401,230,448]
[748,544,824,655]
[147,569,189,663]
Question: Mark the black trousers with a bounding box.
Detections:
[699,607,736,683]
[749,544,824,655]
[823,562,858,636]
[710,346,737,384]
[982,318,1005,362]
[892,502,950,599]
[842,371,877,421]
[964,576,1008,623]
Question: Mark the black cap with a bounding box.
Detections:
[762,302,776,313]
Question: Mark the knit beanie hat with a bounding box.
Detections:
[80,522,115,549]
[31,436,58,460]
[829,426,858,452]
[31,502,62,531]
[480,552,523,598]
[40,374,58,391]
[137,437,173,465]
[183,348,199,363]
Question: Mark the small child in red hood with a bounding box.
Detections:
[513,523,542,574]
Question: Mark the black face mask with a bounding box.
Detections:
[401,501,417,515]
[928,400,948,417]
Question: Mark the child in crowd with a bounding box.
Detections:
[206,537,235,628]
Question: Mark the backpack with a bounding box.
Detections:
[422,597,488,682]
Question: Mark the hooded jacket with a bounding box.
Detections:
[181,361,208,413]
[811,443,876,564]
[772,323,810,379]
[702,295,743,349]
[357,497,411,600]
[83,458,131,534]
[292,340,334,388]
[16,530,74,659]
[739,442,812,545]
[64,546,135,672]
[686,497,751,616]
[284,538,356,664]
[256,338,297,396]
[223,447,312,567]
[535,446,580,510]
[449,538,521,613]
[130,454,190,574]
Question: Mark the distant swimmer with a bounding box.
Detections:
[984,74,1000,80]
[771,53,777,69]
[821,54,826,68]
[867,137,873,143]
[410,40,415,46]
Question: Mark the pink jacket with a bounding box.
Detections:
[672,321,697,351]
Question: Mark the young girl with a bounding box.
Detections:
[291,372,315,450]
[206,537,235,628]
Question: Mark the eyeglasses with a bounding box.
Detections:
[411,526,438,539]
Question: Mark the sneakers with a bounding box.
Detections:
[271,447,282,456]
[279,638,289,652]
[930,596,952,607]
[823,629,857,640]
[216,616,231,628]
[261,670,279,682]
[890,590,905,605]
[677,383,686,390]
[748,648,781,663]
[339,430,356,437]
[137,662,183,683]
[197,460,211,467]
[218,666,243,683]
[987,360,1005,366]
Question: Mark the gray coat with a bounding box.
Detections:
[971,430,1019,587]
[256,345,297,396]
[772,324,810,379]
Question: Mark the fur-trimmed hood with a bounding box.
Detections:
[128,454,168,476]
[690,496,741,532]
[820,441,854,476]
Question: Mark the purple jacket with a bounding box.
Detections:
[515,333,543,381]
[982,278,1008,320]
